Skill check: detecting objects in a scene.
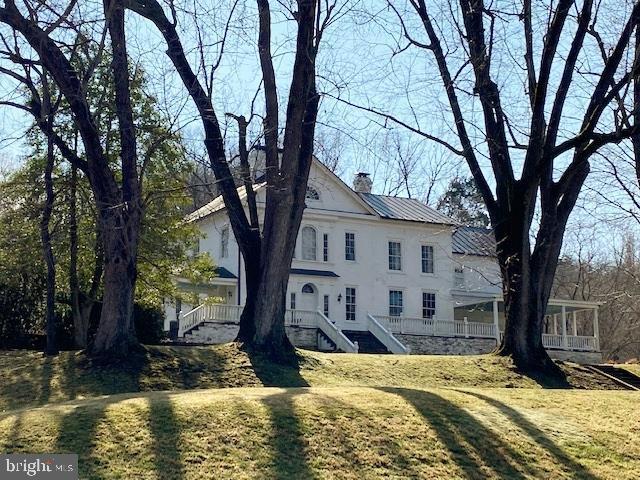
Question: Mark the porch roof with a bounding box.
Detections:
[290,268,340,278]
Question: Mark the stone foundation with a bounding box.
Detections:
[548,349,603,364]
[395,334,497,355]
[182,322,320,350]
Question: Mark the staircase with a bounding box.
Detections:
[589,365,640,390]
[343,330,391,354]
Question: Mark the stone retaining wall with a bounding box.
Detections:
[395,334,497,355]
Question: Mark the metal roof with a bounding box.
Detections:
[452,226,496,257]
[358,193,458,225]
[290,268,340,277]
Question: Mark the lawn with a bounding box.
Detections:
[0,344,637,479]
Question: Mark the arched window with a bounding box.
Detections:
[301,226,317,260]
[305,186,320,201]
[302,283,315,294]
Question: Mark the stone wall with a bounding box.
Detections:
[182,322,320,350]
[394,334,497,355]
[548,349,603,364]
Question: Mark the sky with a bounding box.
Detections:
[0,0,638,258]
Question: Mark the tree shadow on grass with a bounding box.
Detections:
[463,391,598,480]
[54,401,108,480]
[380,387,535,480]
[38,356,54,405]
[146,393,186,480]
[261,390,317,480]
[244,348,310,388]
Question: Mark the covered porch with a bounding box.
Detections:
[373,295,600,354]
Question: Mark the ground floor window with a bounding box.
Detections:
[290,292,296,310]
[422,292,436,319]
[323,294,330,317]
[389,290,403,317]
[345,287,356,321]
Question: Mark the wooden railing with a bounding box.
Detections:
[543,334,598,351]
[375,316,497,339]
[367,314,410,354]
[179,305,357,352]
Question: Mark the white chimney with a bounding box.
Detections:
[353,172,373,193]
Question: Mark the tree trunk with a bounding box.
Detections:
[41,119,58,357]
[68,163,87,349]
[89,205,140,357]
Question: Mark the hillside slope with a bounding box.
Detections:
[1,386,637,479]
[0,344,621,412]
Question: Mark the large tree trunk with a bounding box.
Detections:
[68,163,86,349]
[89,205,140,357]
[42,114,58,357]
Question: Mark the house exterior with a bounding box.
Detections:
[166,154,602,363]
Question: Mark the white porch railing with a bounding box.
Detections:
[375,316,496,339]
[179,304,357,353]
[179,304,243,336]
[543,334,598,351]
[317,311,358,353]
[375,315,598,352]
[367,314,410,354]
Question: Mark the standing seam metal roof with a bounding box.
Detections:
[452,226,496,256]
[357,192,458,225]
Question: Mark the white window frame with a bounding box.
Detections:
[301,225,317,261]
[323,294,330,318]
[345,232,356,261]
[422,291,436,319]
[323,233,329,262]
[345,287,357,321]
[388,240,402,271]
[290,292,296,310]
[388,289,404,317]
[421,245,435,274]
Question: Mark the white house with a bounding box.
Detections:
[166,154,602,363]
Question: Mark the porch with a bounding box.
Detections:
[374,295,600,354]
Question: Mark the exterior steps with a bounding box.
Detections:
[589,365,640,390]
[343,330,391,354]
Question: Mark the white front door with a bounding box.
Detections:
[299,283,318,311]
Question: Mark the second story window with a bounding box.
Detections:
[421,245,434,273]
[388,241,402,270]
[389,290,403,317]
[220,226,229,258]
[345,232,356,261]
[301,226,317,261]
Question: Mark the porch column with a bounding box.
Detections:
[553,314,558,335]
[492,298,500,343]
[593,307,600,351]
[572,311,578,336]
[561,305,568,349]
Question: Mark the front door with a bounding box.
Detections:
[300,283,318,311]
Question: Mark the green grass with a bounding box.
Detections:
[0,344,622,413]
[1,386,638,479]
[0,344,637,479]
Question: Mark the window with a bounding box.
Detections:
[421,245,434,274]
[454,267,465,287]
[345,232,356,261]
[306,186,320,200]
[345,287,356,321]
[388,241,402,271]
[301,226,317,260]
[422,292,436,319]
[302,283,315,294]
[290,293,296,310]
[389,290,403,317]
[323,233,329,262]
[323,295,330,317]
[220,226,229,258]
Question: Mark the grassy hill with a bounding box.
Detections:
[0,344,637,479]
[0,344,622,412]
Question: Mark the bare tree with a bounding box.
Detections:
[125,0,336,358]
[364,0,640,370]
[0,0,149,357]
